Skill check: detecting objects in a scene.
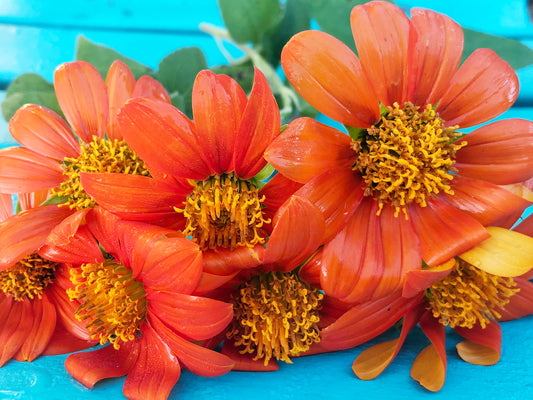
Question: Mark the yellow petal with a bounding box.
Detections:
[501,183,533,202]
[458,226,533,277]
[410,344,445,392]
[352,338,400,380]
[456,340,500,366]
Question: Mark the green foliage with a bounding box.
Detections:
[2,73,61,122]
[156,47,207,94]
[76,36,152,79]
[211,61,256,93]
[218,0,284,44]
[463,28,533,70]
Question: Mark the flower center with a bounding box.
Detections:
[426,259,519,329]
[178,173,270,250]
[227,271,323,365]
[51,136,150,210]
[68,260,147,349]
[0,254,57,301]
[352,102,465,217]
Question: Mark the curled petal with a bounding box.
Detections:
[403,259,455,298]
[0,147,64,193]
[192,70,247,173]
[407,9,463,106]
[282,30,380,127]
[202,245,264,276]
[351,1,410,105]
[264,195,325,271]
[437,49,519,128]
[234,67,280,178]
[454,322,501,365]
[265,117,355,184]
[54,61,109,142]
[458,226,533,277]
[9,104,80,159]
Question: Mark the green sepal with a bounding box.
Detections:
[345,125,365,141]
[253,163,276,182]
[40,195,69,206]
[15,200,22,214]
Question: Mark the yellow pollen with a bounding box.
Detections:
[0,254,57,301]
[353,102,465,217]
[51,136,150,210]
[426,259,519,329]
[68,260,147,349]
[227,271,323,365]
[176,173,270,250]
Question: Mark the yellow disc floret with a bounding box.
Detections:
[68,260,147,349]
[0,254,58,301]
[353,102,465,217]
[177,173,270,250]
[227,271,323,365]
[426,259,519,329]
[51,136,150,210]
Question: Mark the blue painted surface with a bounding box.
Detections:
[1,1,533,399]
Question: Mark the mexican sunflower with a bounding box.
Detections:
[42,207,234,400]
[315,223,533,391]
[0,59,172,248]
[265,0,533,304]
[0,191,95,368]
[81,67,306,283]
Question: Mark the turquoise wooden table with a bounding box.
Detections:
[0,1,532,399]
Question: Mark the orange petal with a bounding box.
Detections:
[411,312,447,392]
[409,198,490,266]
[132,75,171,104]
[437,49,519,128]
[352,303,423,380]
[141,237,202,294]
[147,291,233,341]
[123,324,181,400]
[0,193,12,222]
[81,172,189,214]
[9,104,81,159]
[54,61,109,142]
[106,60,136,140]
[455,119,533,185]
[281,30,380,127]
[0,146,64,193]
[263,195,325,271]
[233,68,280,178]
[220,339,278,371]
[192,70,247,174]
[118,97,211,179]
[193,271,239,296]
[202,245,264,276]
[320,290,424,351]
[496,278,533,321]
[0,297,31,367]
[66,340,139,389]
[298,250,322,288]
[320,198,383,303]
[42,319,96,355]
[295,168,365,241]
[149,313,235,376]
[454,322,501,365]
[403,259,456,298]
[407,9,463,106]
[265,117,355,184]
[351,1,410,105]
[0,205,74,269]
[444,176,532,226]
[14,293,56,362]
[260,173,303,227]
[18,190,48,211]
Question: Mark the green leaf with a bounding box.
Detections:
[302,0,373,52]
[463,28,533,70]
[156,47,207,94]
[75,36,152,79]
[253,163,275,181]
[2,73,61,122]
[211,61,256,93]
[260,0,311,67]
[218,0,284,44]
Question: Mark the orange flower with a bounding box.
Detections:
[317,224,533,391]
[0,192,95,367]
[43,207,234,400]
[0,60,171,255]
[81,67,306,274]
[266,0,533,303]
